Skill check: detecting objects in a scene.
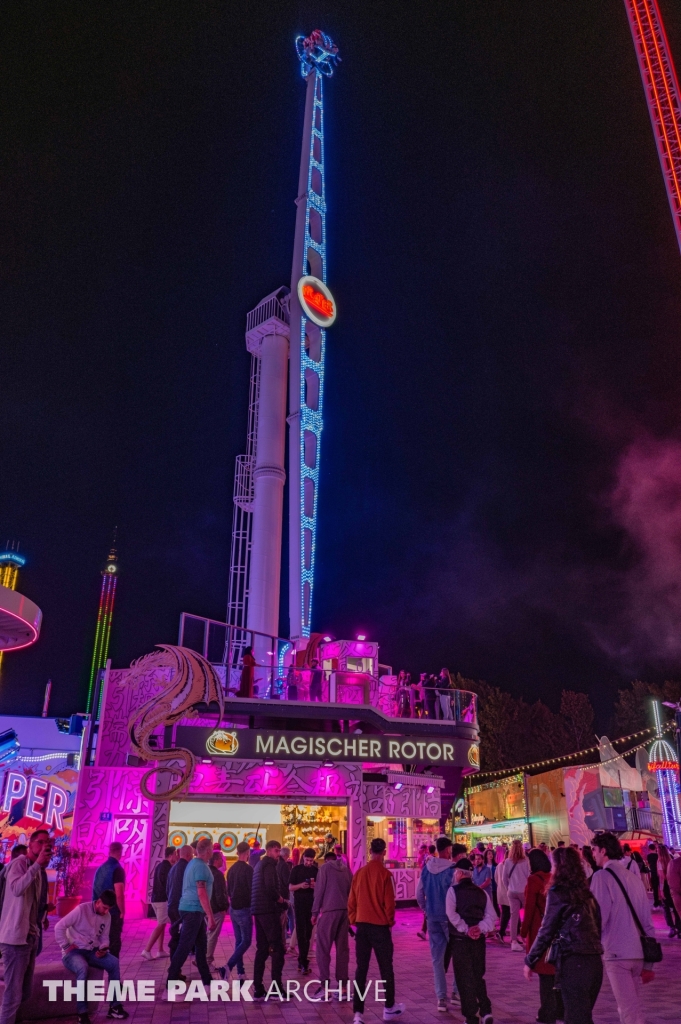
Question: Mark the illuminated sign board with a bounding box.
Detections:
[2,771,69,832]
[297,275,337,328]
[176,726,478,768]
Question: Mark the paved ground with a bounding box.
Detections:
[36,903,680,1023]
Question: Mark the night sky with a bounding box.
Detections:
[4,2,681,725]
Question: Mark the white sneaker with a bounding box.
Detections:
[140,950,154,960]
[510,940,524,952]
[383,1003,405,1020]
[353,1014,364,1024]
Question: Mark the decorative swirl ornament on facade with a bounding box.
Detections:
[127,645,224,801]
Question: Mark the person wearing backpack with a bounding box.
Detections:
[524,847,603,1024]
[445,857,496,1024]
[590,832,658,1024]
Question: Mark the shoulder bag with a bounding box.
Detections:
[605,867,662,964]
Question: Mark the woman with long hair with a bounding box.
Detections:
[520,850,564,1023]
[437,668,454,720]
[501,839,531,949]
[525,847,603,1024]
[237,646,256,698]
[657,843,681,936]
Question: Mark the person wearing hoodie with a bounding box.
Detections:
[310,851,353,997]
[348,838,404,1024]
[55,890,129,1024]
[416,836,460,1012]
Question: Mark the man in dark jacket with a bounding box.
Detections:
[166,846,193,961]
[142,846,177,960]
[277,848,293,945]
[289,848,318,975]
[251,840,288,999]
[445,858,496,1024]
[206,854,228,965]
[92,842,126,958]
[218,842,254,981]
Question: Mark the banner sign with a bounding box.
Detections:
[176,726,478,768]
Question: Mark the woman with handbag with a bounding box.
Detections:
[520,849,564,1024]
[524,847,603,1024]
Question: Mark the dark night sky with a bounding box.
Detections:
[4,1,681,725]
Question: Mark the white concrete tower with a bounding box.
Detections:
[244,288,290,639]
[288,31,340,647]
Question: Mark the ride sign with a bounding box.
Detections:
[297,275,337,327]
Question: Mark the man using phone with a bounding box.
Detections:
[55,889,129,1024]
[0,829,53,1024]
[289,848,318,976]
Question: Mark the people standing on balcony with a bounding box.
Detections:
[501,840,530,950]
[348,837,404,1024]
[289,848,318,975]
[416,835,456,1012]
[423,674,438,719]
[237,646,256,698]
[519,849,563,1024]
[286,664,298,700]
[437,669,454,720]
[309,659,323,701]
[525,847,603,1024]
[410,674,423,717]
[395,673,411,717]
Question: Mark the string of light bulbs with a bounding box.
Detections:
[474,723,673,782]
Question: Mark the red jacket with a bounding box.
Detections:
[520,871,554,975]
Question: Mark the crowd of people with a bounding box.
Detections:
[394,668,472,720]
[0,828,677,1024]
[416,833,676,1024]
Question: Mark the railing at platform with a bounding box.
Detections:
[178,612,478,725]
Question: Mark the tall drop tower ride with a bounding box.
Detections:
[288,31,340,646]
[624,0,681,254]
[86,538,118,712]
[228,31,339,649]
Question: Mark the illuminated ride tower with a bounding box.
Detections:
[227,31,339,652]
[624,0,681,253]
[0,544,42,665]
[647,700,681,847]
[288,30,339,648]
[86,541,118,712]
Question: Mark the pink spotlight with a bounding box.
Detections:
[356,634,366,641]
[323,636,332,642]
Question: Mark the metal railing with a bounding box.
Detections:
[626,807,663,835]
[178,613,478,724]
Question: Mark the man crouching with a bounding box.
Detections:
[54,889,129,1024]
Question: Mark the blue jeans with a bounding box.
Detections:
[0,939,38,1024]
[168,911,211,986]
[227,907,253,973]
[427,919,456,999]
[62,948,121,1014]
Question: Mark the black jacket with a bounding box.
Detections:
[251,854,286,916]
[210,865,229,913]
[277,857,292,900]
[526,885,603,970]
[166,859,189,911]
[227,860,253,910]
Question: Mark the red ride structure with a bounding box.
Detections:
[624,0,681,253]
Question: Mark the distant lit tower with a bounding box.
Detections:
[647,700,681,847]
[624,0,681,253]
[288,30,340,646]
[86,538,118,712]
[0,543,33,670]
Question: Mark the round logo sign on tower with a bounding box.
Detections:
[298,275,337,328]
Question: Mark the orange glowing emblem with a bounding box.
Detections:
[297,275,337,327]
[206,730,240,756]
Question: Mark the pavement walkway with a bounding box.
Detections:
[34,903,680,1023]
